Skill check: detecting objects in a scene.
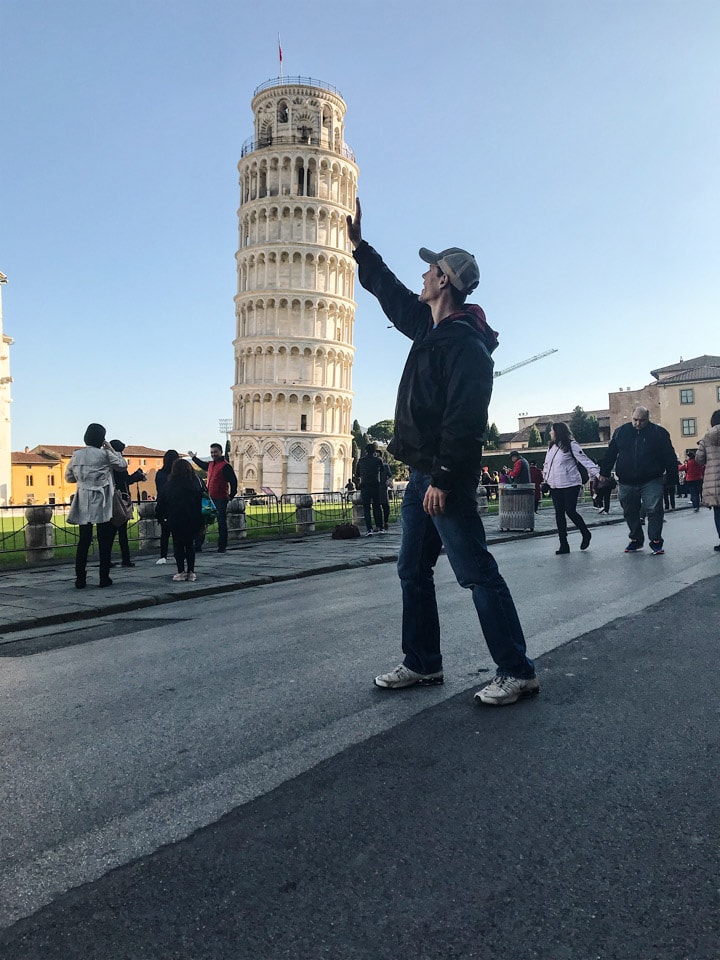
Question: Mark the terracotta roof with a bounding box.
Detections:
[30,444,166,458]
[12,451,60,465]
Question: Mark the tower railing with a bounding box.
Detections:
[253,76,343,97]
[240,134,355,162]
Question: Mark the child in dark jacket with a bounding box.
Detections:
[155,459,204,582]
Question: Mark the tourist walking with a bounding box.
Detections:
[542,421,599,554]
[600,405,678,555]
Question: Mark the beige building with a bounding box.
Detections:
[231,77,359,495]
[11,445,167,505]
[609,356,720,457]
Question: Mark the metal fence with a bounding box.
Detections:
[0,491,404,563]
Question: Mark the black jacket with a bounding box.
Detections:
[353,241,498,490]
[355,452,382,487]
[155,479,204,537]
[601,421,678,486]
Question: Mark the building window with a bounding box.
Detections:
[25,474,33,487]
[48,474,55,486]
[48,495,56,505]
[680,388,694,404]
[681,418,697,437]
[717,386,720,402]
[300,414,307,431]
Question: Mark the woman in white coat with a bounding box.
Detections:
[542,421,600,554]
[65,423,127,588]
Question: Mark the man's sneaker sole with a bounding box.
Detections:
[374,673,444,689]
[475,676,540,706]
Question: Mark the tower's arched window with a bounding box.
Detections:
[277,101,289,124]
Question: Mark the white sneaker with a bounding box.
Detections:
[187,572,197,582]
[172,572,187,581]
[475,674,540,706]
[156,557,167,565]
[374,663,444,689]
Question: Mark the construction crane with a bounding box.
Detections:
[493,348,558,378]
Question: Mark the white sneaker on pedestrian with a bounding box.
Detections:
[374,663,444,689]
[475,674,540,706]
[156,557,167,565]
[172,572,187,581]
[187,572,197,582]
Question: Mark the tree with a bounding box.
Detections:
[528,424,543,448]
[367,419,394,443]
[351,419,365,462]
[570,406,600,444]
[484,422,500,450]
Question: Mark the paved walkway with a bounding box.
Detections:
[0,500,694,637]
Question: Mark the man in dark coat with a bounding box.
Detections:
[600,405,678,555]
[347,199,536,707]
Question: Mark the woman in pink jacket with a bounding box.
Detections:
[542,421,600,554]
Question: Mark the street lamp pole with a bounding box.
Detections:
[218,418,232,457]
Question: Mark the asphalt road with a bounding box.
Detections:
[0,510,718,958]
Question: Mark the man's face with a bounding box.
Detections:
[631,411,649,431]
[210,446,223,460]
[419,264,445,304]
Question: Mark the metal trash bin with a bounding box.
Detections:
[498,483,535,531]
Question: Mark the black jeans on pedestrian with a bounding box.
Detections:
[76,521,115,582]
[215,498,229,550]
[360,484,382,533]
[550,486,589,546]
[172,532,196,574]
[159,519,171,560]
[111,520,131,563]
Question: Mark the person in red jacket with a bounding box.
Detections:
[678,449,705,511]
[189,444,238,552]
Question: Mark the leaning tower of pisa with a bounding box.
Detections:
[232,77,359,496]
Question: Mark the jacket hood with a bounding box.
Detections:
[439,304,499,355]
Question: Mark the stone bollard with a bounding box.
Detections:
[137,500,161,552]
[295,494,315,534]
[351,491,365,529]
[227,497,247,542]
[24,505,54,562]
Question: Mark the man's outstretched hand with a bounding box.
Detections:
[346,198,362,249]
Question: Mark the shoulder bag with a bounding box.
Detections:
[111,489,134,527]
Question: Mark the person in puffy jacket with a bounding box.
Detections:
[695,410,720,551]
[348,199,536,707]
[600,405,678,555]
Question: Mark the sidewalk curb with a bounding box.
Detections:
[0,516,633,640]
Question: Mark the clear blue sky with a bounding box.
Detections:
[2,0,718,452]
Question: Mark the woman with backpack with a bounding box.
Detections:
[542,421,599,555]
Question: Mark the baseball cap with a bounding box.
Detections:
[419,246,480,295]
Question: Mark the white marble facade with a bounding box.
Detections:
[232,79,358,496]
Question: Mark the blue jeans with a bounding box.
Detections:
[397,469,534,679]
[618,478,664,546]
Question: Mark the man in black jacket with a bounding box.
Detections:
[347,199,536,707]
[354,442,383,536]
[600,405,678,554]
